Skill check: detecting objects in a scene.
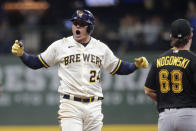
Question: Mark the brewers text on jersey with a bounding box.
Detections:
[63,53,102,67]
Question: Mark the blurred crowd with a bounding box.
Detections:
[0,0,196,55]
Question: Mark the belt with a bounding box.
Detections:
[158,107,196,113]
[63,94,104,103]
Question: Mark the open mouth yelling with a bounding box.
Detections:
[76,30,81,37]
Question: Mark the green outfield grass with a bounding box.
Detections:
[0,124,157,131]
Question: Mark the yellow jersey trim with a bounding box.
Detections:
[171,47,188,51]
[144,86,156,92]
[38,55,49,68]
[111,60,122,75]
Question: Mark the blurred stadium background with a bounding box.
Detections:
[0,0,196,131]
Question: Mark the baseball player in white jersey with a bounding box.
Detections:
[12,9,149,131]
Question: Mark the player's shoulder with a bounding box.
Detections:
[186,50,196,63]
[91,37,104,44]
[150,49,171,67]
[50,36,72,46]
[91,37,109,48]
[149,49,170,64]
[158,49,172,58]
[65,36,74,42]
[188,50,196,57]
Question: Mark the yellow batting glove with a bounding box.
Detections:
[12,40,24,56]
[134,56,149,68]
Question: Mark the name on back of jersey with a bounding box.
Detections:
[156,56,190,69]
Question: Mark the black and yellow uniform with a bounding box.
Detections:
[145,18,196,131]
[145,48,196,112]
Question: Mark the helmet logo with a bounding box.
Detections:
[77,10,83,18]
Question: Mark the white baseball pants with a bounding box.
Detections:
[58,96,103,131]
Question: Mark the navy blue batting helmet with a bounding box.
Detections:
[71,9,95,35]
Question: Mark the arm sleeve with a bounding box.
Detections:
[20,52,44,69]
[115,61,137,75]
[102,44,120,74]
[40,40,58,67]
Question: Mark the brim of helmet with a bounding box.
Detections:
[70,18,91,25]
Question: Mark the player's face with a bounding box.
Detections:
[72,20,90,43]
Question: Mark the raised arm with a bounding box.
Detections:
[116,56,149,75]
[12,40,44,69]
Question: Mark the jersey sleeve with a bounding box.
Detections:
[102,44,121,74]
[144,60,157,92]
[38,41,59,68]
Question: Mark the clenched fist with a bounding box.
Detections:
[134,56,149,68]
[12,40,24,56]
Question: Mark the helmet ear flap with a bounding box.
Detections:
[87,25,94,35]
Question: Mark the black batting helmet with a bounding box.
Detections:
[71,9,95,35]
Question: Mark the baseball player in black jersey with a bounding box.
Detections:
[144,19,196,131]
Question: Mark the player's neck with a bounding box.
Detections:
[174,42,191,51]
[80,35,91,44]
[81,36,91,46]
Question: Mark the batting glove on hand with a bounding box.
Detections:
[12,40,24,56]
[134,56,149,68]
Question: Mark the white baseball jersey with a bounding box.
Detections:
[38,36,121,97]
